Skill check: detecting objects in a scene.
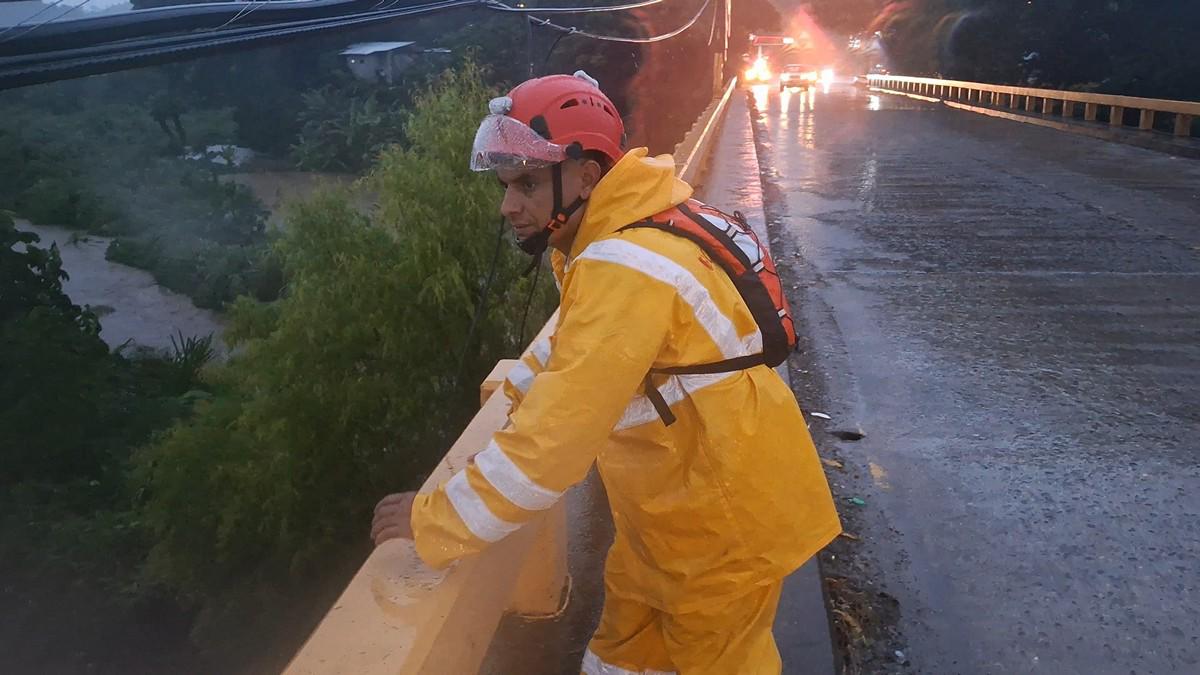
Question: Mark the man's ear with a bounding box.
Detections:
[579,159,604,200]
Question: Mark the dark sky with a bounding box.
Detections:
[767,0,884,35]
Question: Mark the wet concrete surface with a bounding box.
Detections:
[751,83,1200,674]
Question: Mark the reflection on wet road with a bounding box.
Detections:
[758,83,1200,674]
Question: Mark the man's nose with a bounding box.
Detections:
[500,187,522,220]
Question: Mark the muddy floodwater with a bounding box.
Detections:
[15,220,225,354]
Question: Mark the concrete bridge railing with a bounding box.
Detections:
[868,74,1199,137]
[282,78,739,675]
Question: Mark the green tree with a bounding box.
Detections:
[133,62,556,623]
[290,85,408,172]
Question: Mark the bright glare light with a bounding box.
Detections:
[744,57,772,82]
[750,84,770,111]
[820,68,836,84]
[783,37,795,44]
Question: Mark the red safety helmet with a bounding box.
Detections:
[471,71,625,172]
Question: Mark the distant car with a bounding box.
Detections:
[780,64,836,90]
[780,64,819,90]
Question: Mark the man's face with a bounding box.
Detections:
[496,159,600,254]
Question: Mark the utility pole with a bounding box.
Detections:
[714,0,731,94]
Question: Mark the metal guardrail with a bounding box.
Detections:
[675,77,738,186]
[283,78,743,675]
[868,74,1199,137]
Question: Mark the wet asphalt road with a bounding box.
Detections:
[754,83,1200,674]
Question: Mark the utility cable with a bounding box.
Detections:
[537,21,569,73]
[1,0,473,76]
[0,0,472,59]
[0,0,96,45]
[0,0,69,40]
[517,253,541,349]
[455,216,507,389]
[210,0,269,31]
[705,0,716,46]
[522,0,712,44]
[483,0,664,14]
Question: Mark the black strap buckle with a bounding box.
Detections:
[643,373,677,427]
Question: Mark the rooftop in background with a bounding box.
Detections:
[0,0,132,27]
[339,41,416,56]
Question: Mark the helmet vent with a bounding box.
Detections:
[529,115,552,140]
[560,99,580,109]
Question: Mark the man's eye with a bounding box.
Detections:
[522,180,537,192]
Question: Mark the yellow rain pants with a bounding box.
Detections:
[583,578,784,675]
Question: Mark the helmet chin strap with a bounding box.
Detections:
[516,162,585,259]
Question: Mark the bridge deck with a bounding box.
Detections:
[753,82,1200,673]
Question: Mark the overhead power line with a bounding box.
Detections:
[0,0,476,88]
[0,0,435,57]
[0,0,70,40]
[482,0,666,14]
[1,0,717,89]
[515,0,714,44]
[0,0,97,45]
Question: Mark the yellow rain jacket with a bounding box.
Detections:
[411,148,841,613]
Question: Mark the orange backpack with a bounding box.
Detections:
[622,199,797,425]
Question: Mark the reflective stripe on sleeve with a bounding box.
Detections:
[474,441,562,511]
[444,471,520,543]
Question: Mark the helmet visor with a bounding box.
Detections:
[470,114,567,172]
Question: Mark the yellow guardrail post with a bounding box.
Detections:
[1176,114,1194,137]
[868,74,1199,138]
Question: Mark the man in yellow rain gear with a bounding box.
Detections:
[371,71,840,675]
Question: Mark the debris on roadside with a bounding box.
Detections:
[831,429,866,441]
[824,572,907,674]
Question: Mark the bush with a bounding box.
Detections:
[107,231,280,310]
[1,214,112,484]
